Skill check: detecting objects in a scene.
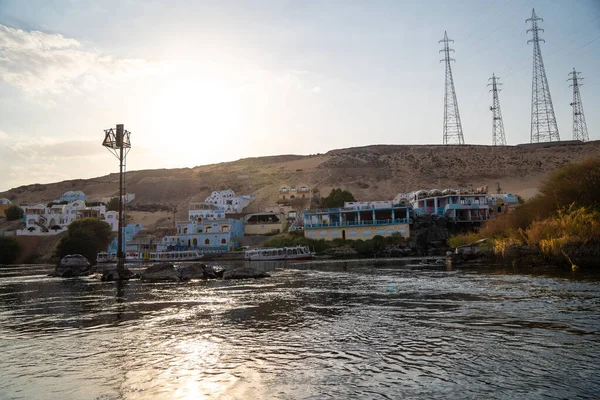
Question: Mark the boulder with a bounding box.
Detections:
[179,264,222,280]
[223,266,270,280]
[141,263,180,282]
[203,265,221,279]
[53,254,92,277]
[101,265,138,281]
[179,263,205,280]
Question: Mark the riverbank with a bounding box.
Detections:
[447,159,600,269]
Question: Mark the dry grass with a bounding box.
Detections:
[447,158,600,263]
[526,206,600,257]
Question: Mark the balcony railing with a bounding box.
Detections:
[304,205,409,216]
[304,218,409,229]
[448,216,487,222]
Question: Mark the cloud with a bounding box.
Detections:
[9,138,106,160]
[0,24,158,95]
[1,163,72,191]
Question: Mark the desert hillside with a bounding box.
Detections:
[2,142,599,226]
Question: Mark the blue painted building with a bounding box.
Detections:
[159,218,244,253]
[107,223,144,253]
[303,201,411,241]
[59,190,87,203]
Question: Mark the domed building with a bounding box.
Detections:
[59,190,87,203]
[0,198,12,218]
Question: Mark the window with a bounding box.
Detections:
[193,238,197,246]
[301,187,307,192]
[205,226,212,233]
[281,188,288,193]
[222,225,229,233]
[221,238,226,244]
[204,238,210,245]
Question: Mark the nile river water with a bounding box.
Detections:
[0,260,599,400]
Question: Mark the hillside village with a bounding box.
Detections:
[2,141,600,262]
[2,181,520,262]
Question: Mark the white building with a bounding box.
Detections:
[203,189,251,213]
[17,200,112,236]
[96,193,136,205]
[188,203,227,222]
[104,210,119,231]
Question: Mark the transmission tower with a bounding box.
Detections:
[439,31,465,145]
[567,68,589,142]
[488,74,507,146]
[526,9,560,143]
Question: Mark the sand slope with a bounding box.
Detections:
[3,141,599,229]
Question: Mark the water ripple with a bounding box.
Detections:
[0,262,599,399]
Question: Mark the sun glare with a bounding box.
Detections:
[145,61,248,166]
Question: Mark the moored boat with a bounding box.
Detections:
[96,252,117,263]
[149,250,204,262]
[245,245,313,261]
[126,251,151,263]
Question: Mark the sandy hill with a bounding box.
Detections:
[2,141,599,228]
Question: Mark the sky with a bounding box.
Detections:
[0,0,599,192]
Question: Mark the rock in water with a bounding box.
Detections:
[179,263,205,280]
[223,266,270,280]
[202,265,220,280]
[54,254,92,277]
[101,265,138,281]
[141,263,180,282]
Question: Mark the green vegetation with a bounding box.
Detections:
[5,205,24,221]
[447,158,600,266]
[264,233,408,257]
[0,237,20,265]
[55,218,114,264]
[106,197,119,212]
[321,188,356,208]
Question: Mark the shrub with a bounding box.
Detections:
[526,206,600,258]
[321,189,356,208]
[5,205,24,221]
[447,158,600,250]
[55,218,114,264]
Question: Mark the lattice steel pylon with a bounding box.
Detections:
[527,9,560,143]
[488,74,507,146]
[567,68,589,142]
[439,31,465,145]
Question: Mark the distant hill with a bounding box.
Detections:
[3,142,599,227]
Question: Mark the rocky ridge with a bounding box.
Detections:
[2,142,599,230]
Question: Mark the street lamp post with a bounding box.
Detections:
[102,124,132,277]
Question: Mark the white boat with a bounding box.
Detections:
[149,250,204,262]
[126,251,151,263]
[96,252,117,263]
[245,245,313,261]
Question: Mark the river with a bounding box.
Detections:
[0,260,599,400]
